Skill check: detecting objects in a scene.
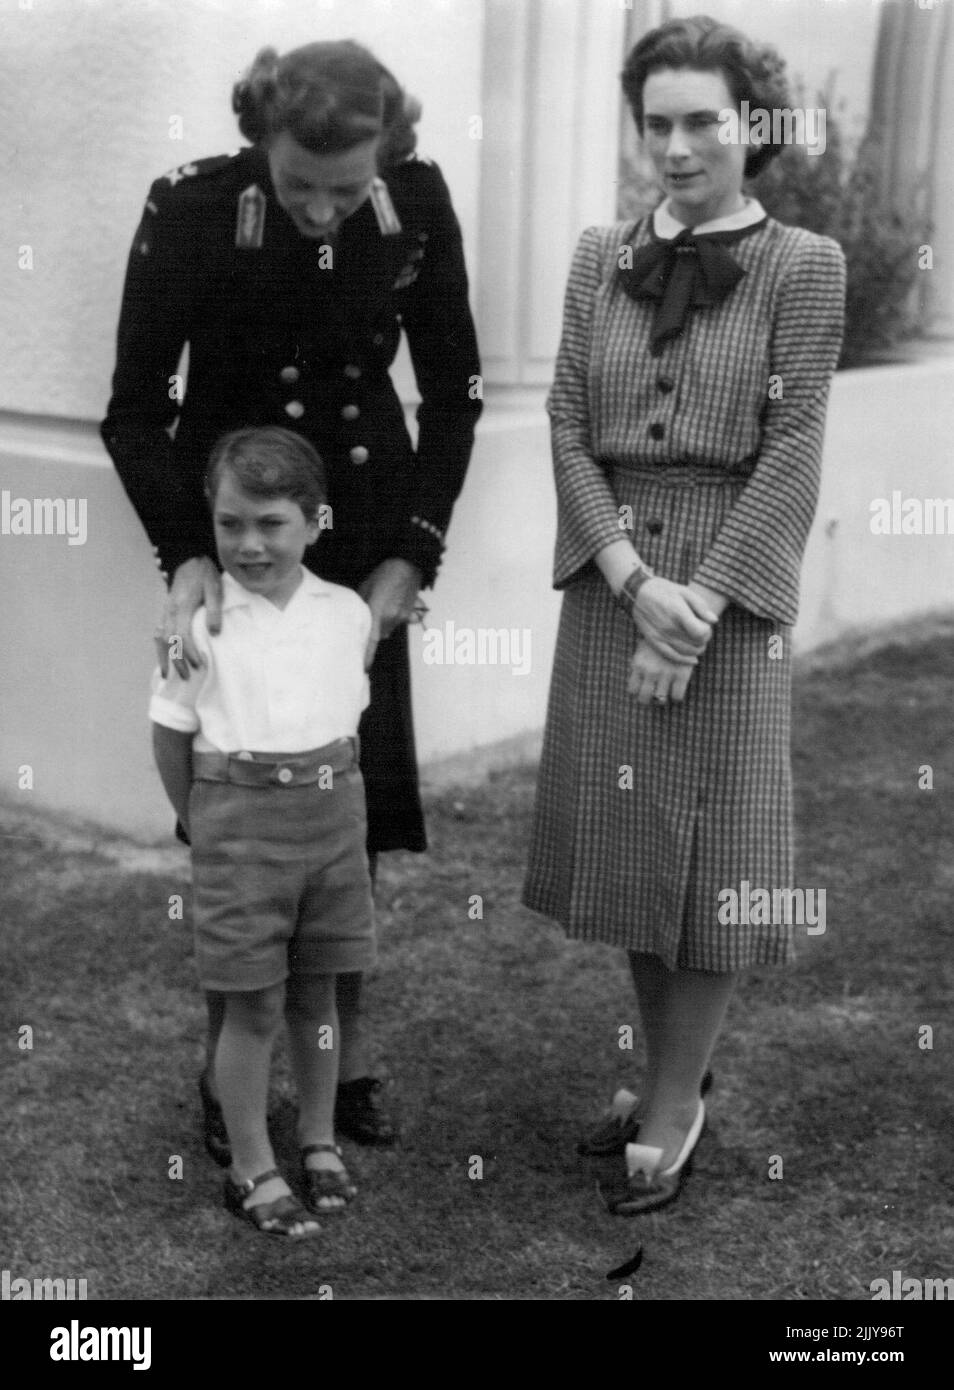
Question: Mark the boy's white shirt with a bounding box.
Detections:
[149,567,372,753]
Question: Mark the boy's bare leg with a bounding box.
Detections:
[216,984,307,1220]
[203,991,226,1095]
[334,971,366,1082]
[334,851,375,1081]
[286,974,352,1208]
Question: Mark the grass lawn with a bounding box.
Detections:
[2,617,952,1302]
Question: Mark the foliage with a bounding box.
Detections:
[752,106,931,368]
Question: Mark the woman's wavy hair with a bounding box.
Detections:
[621,14,791,178]
[232,40,420,172]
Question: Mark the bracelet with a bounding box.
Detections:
[616,563,655,614]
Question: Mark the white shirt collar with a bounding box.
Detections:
[653,196,767,240]
[221,566,334,613]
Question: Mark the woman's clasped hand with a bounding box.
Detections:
[626,576,718,704]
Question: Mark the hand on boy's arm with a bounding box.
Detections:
[156,557,222,678]
[152,724,194,836]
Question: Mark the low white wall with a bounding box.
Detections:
[2,358,952,840]
[797,357,954,649]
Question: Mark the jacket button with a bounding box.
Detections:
[277,767,293,784]
[372,333,385,346]
[285,400,305,419]
[657,376,674,393]
[649,422,665,440]
[279,366,300,384]
[341,404,360,421]
[646,519,663,536]
[343,364,362,379]
[350,445,369,465]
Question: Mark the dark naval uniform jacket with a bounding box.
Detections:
[102,145,482,851]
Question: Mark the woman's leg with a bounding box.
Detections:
[628,952,737,1166]
[216,983,290,1206]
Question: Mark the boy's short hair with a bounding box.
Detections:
[205,427,328,518]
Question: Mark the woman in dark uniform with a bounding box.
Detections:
[523,15,845,1213]
[102,40,481,1158]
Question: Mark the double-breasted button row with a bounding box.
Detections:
[343,366,365,459]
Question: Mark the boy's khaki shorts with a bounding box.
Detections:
[187,741,376,992]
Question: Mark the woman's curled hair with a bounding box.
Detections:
[622,14,792,178]
[232,39,420,172]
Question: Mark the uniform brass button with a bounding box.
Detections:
[646,519,663,536]
[285,400,305,419]
[341,404,360,421]
[657,376,674,393]
[279,366,300,384]
[343,364,362,379]
[349,445,370,465]
[372,333,385,346]
[649,422,665,441]
[277,767,294,784]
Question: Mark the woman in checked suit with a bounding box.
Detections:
[523,15,845,1214]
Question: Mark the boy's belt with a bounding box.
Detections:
[192,737,359,788]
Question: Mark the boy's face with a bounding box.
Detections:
[212,470,320,608]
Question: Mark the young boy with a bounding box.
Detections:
[150,426,375,1238]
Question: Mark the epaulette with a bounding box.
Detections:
[160,153,235,187]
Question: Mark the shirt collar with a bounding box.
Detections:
[653,196,767,241]
[220,567,335,612]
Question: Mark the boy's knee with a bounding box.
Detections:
[227,982,286,1037]
[285,972,336,1023]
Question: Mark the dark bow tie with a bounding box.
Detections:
[619,220,764,355]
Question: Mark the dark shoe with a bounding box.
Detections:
[599,1100,707,1216]
[199,1072,231,1168]
[334,1076,397,1146]
[301,1143,358,1213]
[224,1169,321,1238]
[578,1069,713,1158]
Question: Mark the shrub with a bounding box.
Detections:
[752,97,931,368]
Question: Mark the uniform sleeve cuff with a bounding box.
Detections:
[391,518,446,588]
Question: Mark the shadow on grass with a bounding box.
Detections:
[1,618,952,1299]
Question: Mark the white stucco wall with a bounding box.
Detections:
[3,0,953,841]
[1,0,484,421]
[4,358,954,838]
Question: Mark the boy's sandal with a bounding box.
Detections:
[224,1168,321,1238]
[301,1143,358,1213]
